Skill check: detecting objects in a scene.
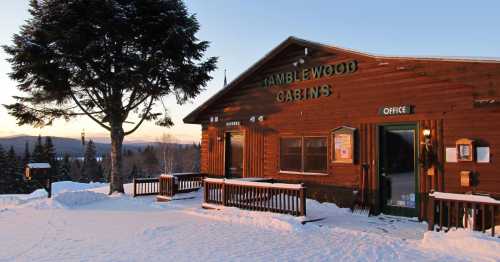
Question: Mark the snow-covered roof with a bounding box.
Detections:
[27,163,51,169]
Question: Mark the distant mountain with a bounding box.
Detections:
[0,136,150,157]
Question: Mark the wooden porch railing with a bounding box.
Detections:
[157,173,204,200]
[203,178,306,216]
[133,177,160,197]
[428,192,500,237]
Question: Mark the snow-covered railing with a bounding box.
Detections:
[203,178,306,216]
[133,177,160,197]
[428,192,500,237]
[157,173,204,201]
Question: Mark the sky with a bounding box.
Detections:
[1,0,500,143]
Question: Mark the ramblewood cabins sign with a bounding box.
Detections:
[262,60,358,103]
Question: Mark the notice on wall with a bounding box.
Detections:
[333,133,353,163]
[477,147,490,163]
[446,147,458,163]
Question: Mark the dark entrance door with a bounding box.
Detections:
[379,124,418,217]
[225,132,244,178]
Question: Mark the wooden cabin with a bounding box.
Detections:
[184,36,500,220]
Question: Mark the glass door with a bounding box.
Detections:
[379,124,418,217]
[225,132,244,178]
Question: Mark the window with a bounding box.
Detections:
[304,137,327,173]
[280,137,302,171]
[280,136,327,174]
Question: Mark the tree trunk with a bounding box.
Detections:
[109,126,125,194]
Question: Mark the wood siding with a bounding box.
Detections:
[195,41,500,217]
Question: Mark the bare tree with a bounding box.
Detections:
[157,133,177,175]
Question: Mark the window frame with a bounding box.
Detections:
[279,135,328,175]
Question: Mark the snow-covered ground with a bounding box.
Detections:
[0,182,499,262]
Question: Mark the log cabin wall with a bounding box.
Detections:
[192,38,500,218]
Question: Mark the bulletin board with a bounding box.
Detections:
[332,126,356,164]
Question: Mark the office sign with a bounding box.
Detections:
[378,105,413,116]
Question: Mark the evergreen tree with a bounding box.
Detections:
[59,154,72,181]
[4,0,217,194]
[130,164,139,179]
[143,145,159,175]
[82,140,100,182]
[0,145,7,193]
[5,147,21,193]
[32,135,45,162]
[23,141,31,165]
[44,136,59,181]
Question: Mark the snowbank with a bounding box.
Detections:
[51,181,107,195]
[53,191,108,208]
[421,229,500,261]
[2,181,500,261]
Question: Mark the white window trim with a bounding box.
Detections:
[279,170,328,176]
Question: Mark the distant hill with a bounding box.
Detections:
[0,136,151,157]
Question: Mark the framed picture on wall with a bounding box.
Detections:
[331,126,356,164]
[456,138,475,162]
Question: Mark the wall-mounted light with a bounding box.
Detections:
[258,115,264,122]
[249,116,256,123]
[423,129,431,138]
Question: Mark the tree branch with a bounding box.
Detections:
[124,96,154,136]
[69,90,111,131]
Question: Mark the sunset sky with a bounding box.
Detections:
[1,0,500,143]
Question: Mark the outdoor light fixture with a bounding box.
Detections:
[423,129,431,138]
[258,115,264,122]
[250,116,256,122]
[420,128,436,175]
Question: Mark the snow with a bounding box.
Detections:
[430,191,500,204]
[1,182,499,261]
[205,178,304,189]
[26,163,51,169]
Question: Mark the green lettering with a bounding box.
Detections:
[346,60,358,73]
[320,84,332,96]
[309,86,320,99]
[302,68,310,80]
[286,72,293,84]
[293,71,300,82]
[312,65,323,79]
[285,90,293,102]
[268,75,275,86]
[276,91,285,102]
[293,89,302,101]
[335,63,346,75]
[323,65,333,76]
[275,73,285,85]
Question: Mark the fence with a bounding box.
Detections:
[203,178,306,216]
[157,173,204,200]
[428,192,500,237]
[133,178,160,197]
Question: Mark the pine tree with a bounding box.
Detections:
[4,0,217,194]
[5,147,21,193]
[44,136,59,181]
[32,135,45,162]
[23,141,31,165]
[0,145,7,193]
[82,140,99,182]
[142,145,159,175]
[58,154,72,182]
